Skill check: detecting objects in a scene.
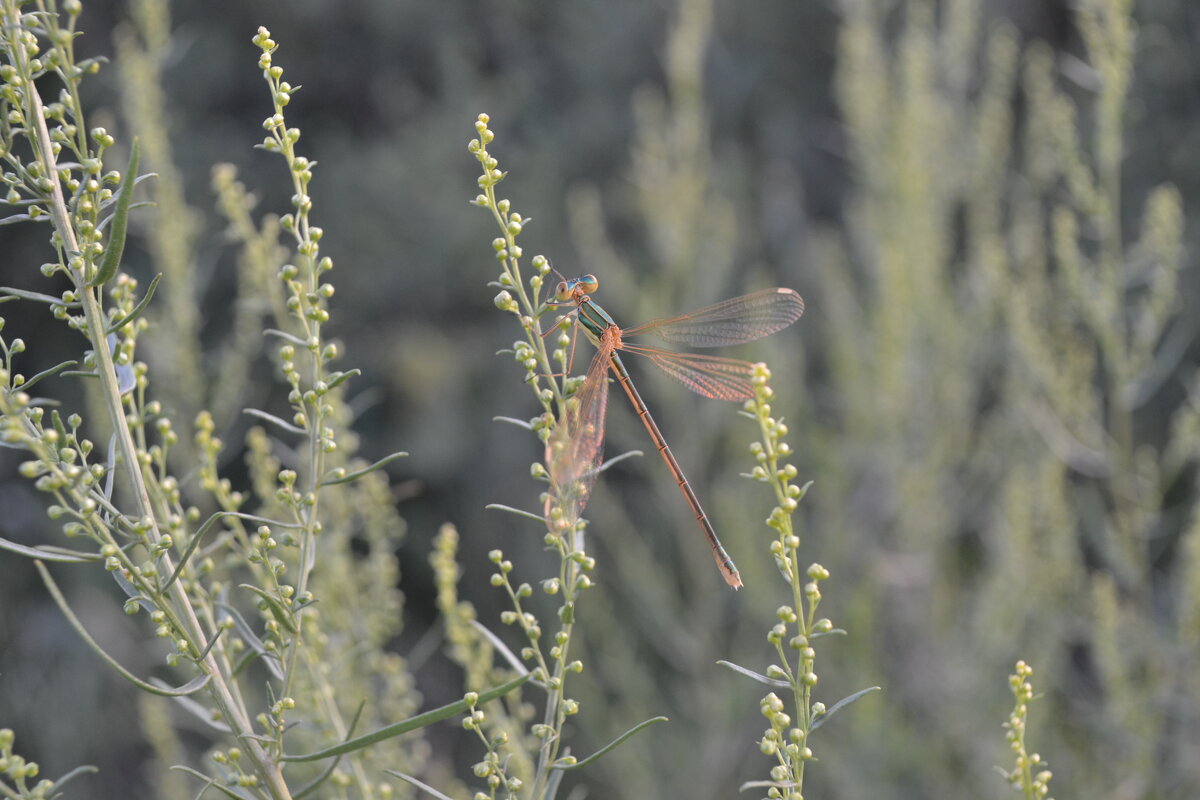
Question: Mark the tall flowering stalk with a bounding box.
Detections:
[1,13,419,798]
[1000,660,1055,800]
[467,113,600,800]
[731,364,875,799]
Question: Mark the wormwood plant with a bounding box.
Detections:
[466,114,867,800]
[458,113,630,800]
[724,365,876,800]
[0,8,461,798]
[999,661,1054,800]
[0,726,95,799]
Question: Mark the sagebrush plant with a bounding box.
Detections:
[999,661,1054,800]
[464,113,603,800]
[729,364,874,800]
[0,726,95,800]
[466,109,865,800]
[0,7,425,797]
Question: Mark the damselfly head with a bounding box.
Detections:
[554,274,599,303]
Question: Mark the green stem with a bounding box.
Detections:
[5,8,292,796]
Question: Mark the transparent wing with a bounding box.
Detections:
[622,344,758,401]
[622,288,804,348]
[546,343,612,523]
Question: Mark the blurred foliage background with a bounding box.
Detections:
[2,0,1199,798]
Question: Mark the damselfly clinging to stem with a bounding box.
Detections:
[545,273,804,589]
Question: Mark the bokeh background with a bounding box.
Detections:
[2,0,1199,798]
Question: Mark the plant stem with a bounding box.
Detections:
[10,15,291,796]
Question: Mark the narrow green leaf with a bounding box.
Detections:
[0,213,37,226]
[263,328,307,345]
[282,673,533,762]
[35,560,213,696]
[50,409,68,442]
[237,734,276,745]
[159,510,301,592]
[18,359,77,392]
[469,619,534,681]
[0,536,96,562]
[324,368,361,391]
[147,675,215,697]
[106,272,162,333]
[194,623,226,662]
[596,449,643,473]
[74,56,111,74]
[96,200,154,231]
[320,451,408,486]
[810,686,881,732]
[550,716,668,770]
[0,286,71,304]
[383,770,456,800]
[25,543,103,561]
[239,583,299,634]
[49,764,99,793]
[216,601,284,681]
[716,660,790,688]
[810,628,848,639]
[485,503,546,524]
[293,702,366,799]
[739,779,798,793]
[111,564,149,607]
[243,407,306,434]
[89,138,139,287]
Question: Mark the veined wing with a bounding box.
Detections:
[622,288,804,348]
[621,344,758,401]
[546,342,612,522]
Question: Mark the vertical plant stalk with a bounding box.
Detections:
[3,5,291,796]
[470,113,595,800]
[251,30,332,727]
[741,364,852,798]
[1000,660,1055,800]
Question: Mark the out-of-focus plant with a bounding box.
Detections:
[0,727,96,800]
[818,0,1195,795]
